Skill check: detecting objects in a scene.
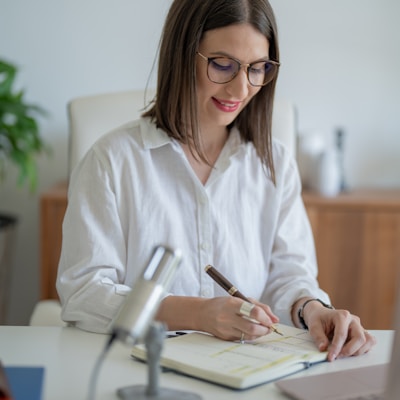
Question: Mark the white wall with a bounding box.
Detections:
[1,0,399,324]
[271,0,400,188]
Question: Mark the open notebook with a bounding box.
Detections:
[276,287,400,400]
[131,323,327,389]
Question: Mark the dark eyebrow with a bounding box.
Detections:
[207,51,270,64]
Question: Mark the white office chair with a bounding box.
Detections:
[30,89,297,326]
[29,299,66,326]
[68,89,157,175]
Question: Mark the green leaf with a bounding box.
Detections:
[0,58,49,191]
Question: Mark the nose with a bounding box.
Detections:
[226,68,250,99]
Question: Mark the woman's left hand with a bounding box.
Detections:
[298,299,377,361]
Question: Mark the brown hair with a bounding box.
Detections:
[142,0,280,182]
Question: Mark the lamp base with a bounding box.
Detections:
[117,384,202,399]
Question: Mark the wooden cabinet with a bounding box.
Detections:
[40,183,400,329]
[40,181,68,300]
[303,190,400,329]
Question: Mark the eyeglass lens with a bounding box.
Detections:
[207,57,277,86]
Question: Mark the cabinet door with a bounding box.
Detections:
[305,205,400,329]
[361,212,400,329]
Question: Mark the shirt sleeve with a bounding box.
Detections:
[56,147,131,334]
[260,151,330,326]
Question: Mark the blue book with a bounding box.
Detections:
[4,367,45,400]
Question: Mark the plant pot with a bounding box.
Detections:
[0,214,17,324]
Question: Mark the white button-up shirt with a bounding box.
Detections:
[57,117,329,333]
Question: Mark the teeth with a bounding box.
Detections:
[220,101,235,107]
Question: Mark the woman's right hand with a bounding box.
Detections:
[197,296,280,341]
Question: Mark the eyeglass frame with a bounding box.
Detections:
[196,51,280,87]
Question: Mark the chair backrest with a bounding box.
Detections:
[67,89,297,175]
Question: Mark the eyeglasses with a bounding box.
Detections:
[197,52,280,87]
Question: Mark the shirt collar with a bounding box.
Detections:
[139,117,246,159]
[139,117,172,150]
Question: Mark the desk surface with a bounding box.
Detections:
[0,326,393,400]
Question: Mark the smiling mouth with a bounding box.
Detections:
[213,97,241,112]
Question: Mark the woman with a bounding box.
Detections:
[57,0,375,361]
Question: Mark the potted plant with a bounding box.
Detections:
[0,58,48,323]
[0,58,48,190]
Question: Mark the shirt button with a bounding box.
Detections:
[199,195,207,205]
[201,289,211,297]
[201,242,209,250]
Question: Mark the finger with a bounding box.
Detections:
[338,330,377,358]
[236,313,271,340]
[234,300,279,339]
[327,314,365,360]
[307,321,331,352]
[238,323,269,341]
[250,298,280,323]
[327,326,350,361]
[355,331,377,355]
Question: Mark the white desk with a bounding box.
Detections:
[0,326,393,400]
